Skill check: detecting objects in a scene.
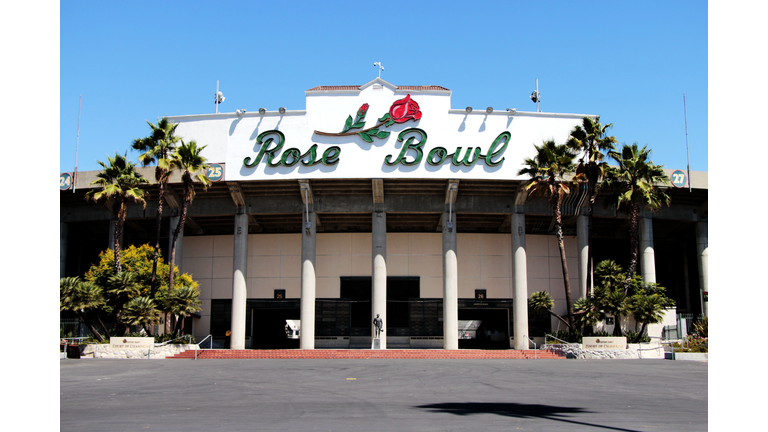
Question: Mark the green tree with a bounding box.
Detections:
[85,153,148,274]
[519,140,578,329]
[163,285,202,334]
[132,118,182,298]
[604,143,671,294]
[167,140,211,293]
[627,291,674,337]
[592,259,674,337]
[566,116,618,287]
[528,291,572,330]
[122,297,162,335]
[572,296,604,334]
[85,244,200,335]
[106,271,142,335]
[60,277,108,342]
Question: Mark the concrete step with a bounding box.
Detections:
[168,349,566,360]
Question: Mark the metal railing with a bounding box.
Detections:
[193,335,213,360]
[528,337,537,359]
[543,334,581,359]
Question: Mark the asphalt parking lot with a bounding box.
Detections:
[60,358,707,431]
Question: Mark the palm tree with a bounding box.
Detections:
[163,285,202,334]
[132,118,181,298]
[167,140,212,293]
[60,277,108,342]
[628,292,672,337]
[528,291,572,330]
[122,296,162,336]
[566,116,618,287]
[518,140,578,329]
[106,271,142,335]
[86,153,148,274]
[604,143,671,294]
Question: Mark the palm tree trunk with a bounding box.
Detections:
[612,315,623,336]
[168,199,188,294]
[76,311,105,342]
[149,179,166,299]
[113,198,125,274]
[552,188,574,330]
[624,203,640,294]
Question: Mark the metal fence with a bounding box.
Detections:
[662,313,705,340]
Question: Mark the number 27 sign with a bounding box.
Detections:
[670,170,687,188]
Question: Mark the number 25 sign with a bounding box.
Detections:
[206,163,224,182]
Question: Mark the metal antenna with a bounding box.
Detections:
[73,95,81,193]
[373,62,384,79]
[684,93,692,192]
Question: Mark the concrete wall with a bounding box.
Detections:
[182,232,579,341]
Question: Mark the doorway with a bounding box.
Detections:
[458,308,510,349]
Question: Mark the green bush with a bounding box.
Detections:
[692,316,708,338]
[547,330,582,343]
[154,332,196,344]
[623,330,650,344]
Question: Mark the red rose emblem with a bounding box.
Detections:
[389,94,422,123]
[358,103,369,116]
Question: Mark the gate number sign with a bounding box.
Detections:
[60,173,73,190]
[207,163,224,182]
[670,170,687,188]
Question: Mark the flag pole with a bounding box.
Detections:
[73,95,81,193]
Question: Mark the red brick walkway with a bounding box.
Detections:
[169,349,565,360]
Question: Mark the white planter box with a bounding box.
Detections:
[674,352,708,361]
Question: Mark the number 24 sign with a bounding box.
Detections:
[206,163,224,182]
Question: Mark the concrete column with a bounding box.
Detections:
[696,221,708,315]
[576,213,589,299]
[442,210,458,350]
[169,211,183,271]
[60,223,68,278]
[300,212,317,349]
[230,208,248,350]
[372,211,387,349]
[511,213,529,350]
[639,216,656,283]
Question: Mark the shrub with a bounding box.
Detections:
[692,316,708,338]
[155,332,196,344]
[623,330,650,344]
[547,330,582,343]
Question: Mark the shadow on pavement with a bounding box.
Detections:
[414,402,642,432]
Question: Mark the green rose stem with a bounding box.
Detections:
[314,120,388,137]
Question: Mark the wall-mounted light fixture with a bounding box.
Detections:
[465,106,472,113]
[235,109,246,116]
[279,107,286,114]
[259,108,266,114]
[506,108,517,114]
[486,107,493,114]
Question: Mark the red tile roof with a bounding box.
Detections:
[306,85,450,92]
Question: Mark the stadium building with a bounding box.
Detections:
[60,78,708,349]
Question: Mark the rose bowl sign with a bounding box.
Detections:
[168,78,589,181]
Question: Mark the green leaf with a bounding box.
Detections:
[359,132,373,143]
[376,130,391,139]
[343,115,353,132]
[377,113,391,122]
[386,119,395,127]
[352,122,366,129]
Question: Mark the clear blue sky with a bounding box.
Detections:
[59,1,708,174]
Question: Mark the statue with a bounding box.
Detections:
[373,314,383,338]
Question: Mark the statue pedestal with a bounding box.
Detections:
[371,338,381,350]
